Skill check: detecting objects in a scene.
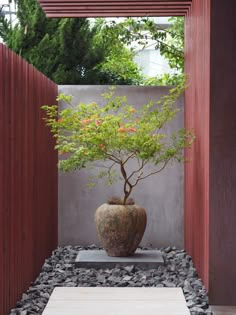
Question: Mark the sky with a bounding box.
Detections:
[0,0,17,33]
[0,0,17,20]
[0,0,17,42]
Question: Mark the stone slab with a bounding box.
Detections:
[42,287,190,315]
[75,249,164,269]
[210,305,236,315]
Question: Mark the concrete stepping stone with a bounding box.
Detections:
[42,287,190,315]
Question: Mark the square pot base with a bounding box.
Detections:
[75,249,164,269]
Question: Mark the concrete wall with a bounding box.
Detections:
[58,85,184,248]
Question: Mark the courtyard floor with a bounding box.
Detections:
[10,246,212,315]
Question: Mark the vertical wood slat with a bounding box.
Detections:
[184,0,210,290]
[0,44,58,315]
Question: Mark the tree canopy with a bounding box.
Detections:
[42,85,194,204]
[97,17,184,86]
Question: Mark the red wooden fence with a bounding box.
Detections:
[0,44,58,315]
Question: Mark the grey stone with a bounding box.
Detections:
[165,246,172,253]
[40,292,50,299]
[124,265,135,273]
[162,281,176,287]
[123,275,132,281]
[190,306,205,314]
[187,300,197,307]
[42,263,53,272]
[188,267,198,278]
[65,282,77,287]
[176,252,186,259]
[167,264,176,272]
[184,279,194,293]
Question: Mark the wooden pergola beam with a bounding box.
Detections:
[37,0,192,17]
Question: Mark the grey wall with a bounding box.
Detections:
[58,85,184,248]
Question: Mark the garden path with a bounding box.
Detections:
[42,287,190,315]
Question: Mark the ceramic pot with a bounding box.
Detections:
[95,203,147,257]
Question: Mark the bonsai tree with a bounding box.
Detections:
[42,85,194,205]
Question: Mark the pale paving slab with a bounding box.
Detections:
[210,305,236,314]
[42,287,190,315]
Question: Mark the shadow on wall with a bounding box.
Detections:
[58,85,184,248]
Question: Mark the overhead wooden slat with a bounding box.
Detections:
[47,13,186,17]
[45,12,188,18]
[39,0,191,3]
[42,4,190,9]
[37,0,192,17]
[45,9,188,13]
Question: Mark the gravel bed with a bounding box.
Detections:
[10,246,212,315]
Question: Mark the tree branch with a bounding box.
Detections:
[120,162,135,205]
[127,159,148,181]
[123,152,136,165]
[93,162,116,172]
[132,31,183,58]
[107,162,116,177]
[104,152,121,163]
[133,158,171,186]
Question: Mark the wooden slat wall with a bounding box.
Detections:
[184,0,210,290]
[0,44,58,315]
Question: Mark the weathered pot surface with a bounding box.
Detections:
[95,199,147,257]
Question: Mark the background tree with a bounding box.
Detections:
[93,19,143,85]
[98,17,184,86]
[0,0,142,85]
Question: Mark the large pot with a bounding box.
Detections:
[95,201,147,257]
